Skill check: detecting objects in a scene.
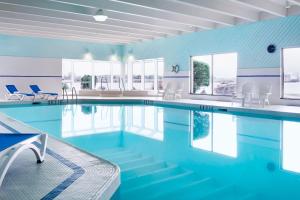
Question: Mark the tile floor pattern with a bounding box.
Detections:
[0,114,120,200]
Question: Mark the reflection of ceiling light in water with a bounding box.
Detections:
[93,9,108,22]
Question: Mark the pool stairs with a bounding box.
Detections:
[96,148,257,200]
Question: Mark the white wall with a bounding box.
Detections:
[0,56,62,100]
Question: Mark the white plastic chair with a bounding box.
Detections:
[174,82,185,99]
[232,82,253,106]
[258,85,272,107]
[162,82,176,100]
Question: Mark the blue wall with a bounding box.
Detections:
[123,15,300,71]
[0,34,122,60]
[2,15,300,71]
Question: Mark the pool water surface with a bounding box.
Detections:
[1,103,300,200]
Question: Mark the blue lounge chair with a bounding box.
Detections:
[29,85,58,100]
[0,133,47,188]
[5,85,35,101]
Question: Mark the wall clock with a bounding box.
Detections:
[267,44,276,53]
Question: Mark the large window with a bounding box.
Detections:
[126,58,164,91]
[62,59,122,91]
[282,48,300,99]
[191,53,237,96]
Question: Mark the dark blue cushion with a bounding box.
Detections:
[6,85,18,94]
[29,85,41,94]
[0,134,39,151]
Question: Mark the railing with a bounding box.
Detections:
[62,87,69,103]
[71,87,78,104]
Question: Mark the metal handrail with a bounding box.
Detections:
[62,87,68,103]
[71,87,78,104]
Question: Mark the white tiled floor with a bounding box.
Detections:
[0,113,120,200]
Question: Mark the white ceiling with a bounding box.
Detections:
[0,0,300,44]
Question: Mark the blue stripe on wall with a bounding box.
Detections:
[237,75,280,77]
[164,75,190,78]
[0,75,62,78]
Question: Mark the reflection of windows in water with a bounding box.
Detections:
[62,105,121,138]
[191,111,237,157]
[125,106,164,141]
[193,111,210,140]
[282,121,300,173]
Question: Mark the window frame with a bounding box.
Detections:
[62,59,122,91]
[189,52,238,97]
[280,47,300,100]
[126,57,164,92]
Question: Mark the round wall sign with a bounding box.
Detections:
[267,44,276,53]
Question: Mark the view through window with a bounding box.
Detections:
[125,58,164,91]
[282,48,300,99]
[62,59,122,91]
[191,53,237,96]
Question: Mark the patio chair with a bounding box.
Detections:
[174,82,185,99]
[29,85,58,100]
[162,82,176,100]
[232,82,253,106]
[257,85,272,107]
[0,133,47,188]
[5,85,35,101]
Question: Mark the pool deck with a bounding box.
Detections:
[79,96,300,117]
[2,96,300,117]
[0,113,120,200]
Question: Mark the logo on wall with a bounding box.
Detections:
[171,64,180,73]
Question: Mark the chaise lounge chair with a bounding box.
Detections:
[29,85,58,100]
[5,85,35,101]
[0,133,47,188]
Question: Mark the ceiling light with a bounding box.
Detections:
[93,9,108,22]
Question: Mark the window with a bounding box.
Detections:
[126,58,164,91]
[191,53,237,96]
[73,61,93,91]
[132,61,143,90]
[62,59,122,90]
[282,48,300,99]
[94,61,111,90]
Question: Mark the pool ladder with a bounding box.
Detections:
[52,87,78,104]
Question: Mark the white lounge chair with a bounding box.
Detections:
[5,85,35,101]
[0,133,47,188]
[29,85,58,100]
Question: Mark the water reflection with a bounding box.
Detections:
[191,111,237,157]
[125,106,164,141]
[62,105,164,141]
[282,121,300,173]
[62,105,121,138]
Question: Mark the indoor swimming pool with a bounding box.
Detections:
[1,102,300,200]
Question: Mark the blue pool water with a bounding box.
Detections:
[1,103,300,199]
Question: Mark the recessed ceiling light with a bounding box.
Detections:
[93,9,108,22]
